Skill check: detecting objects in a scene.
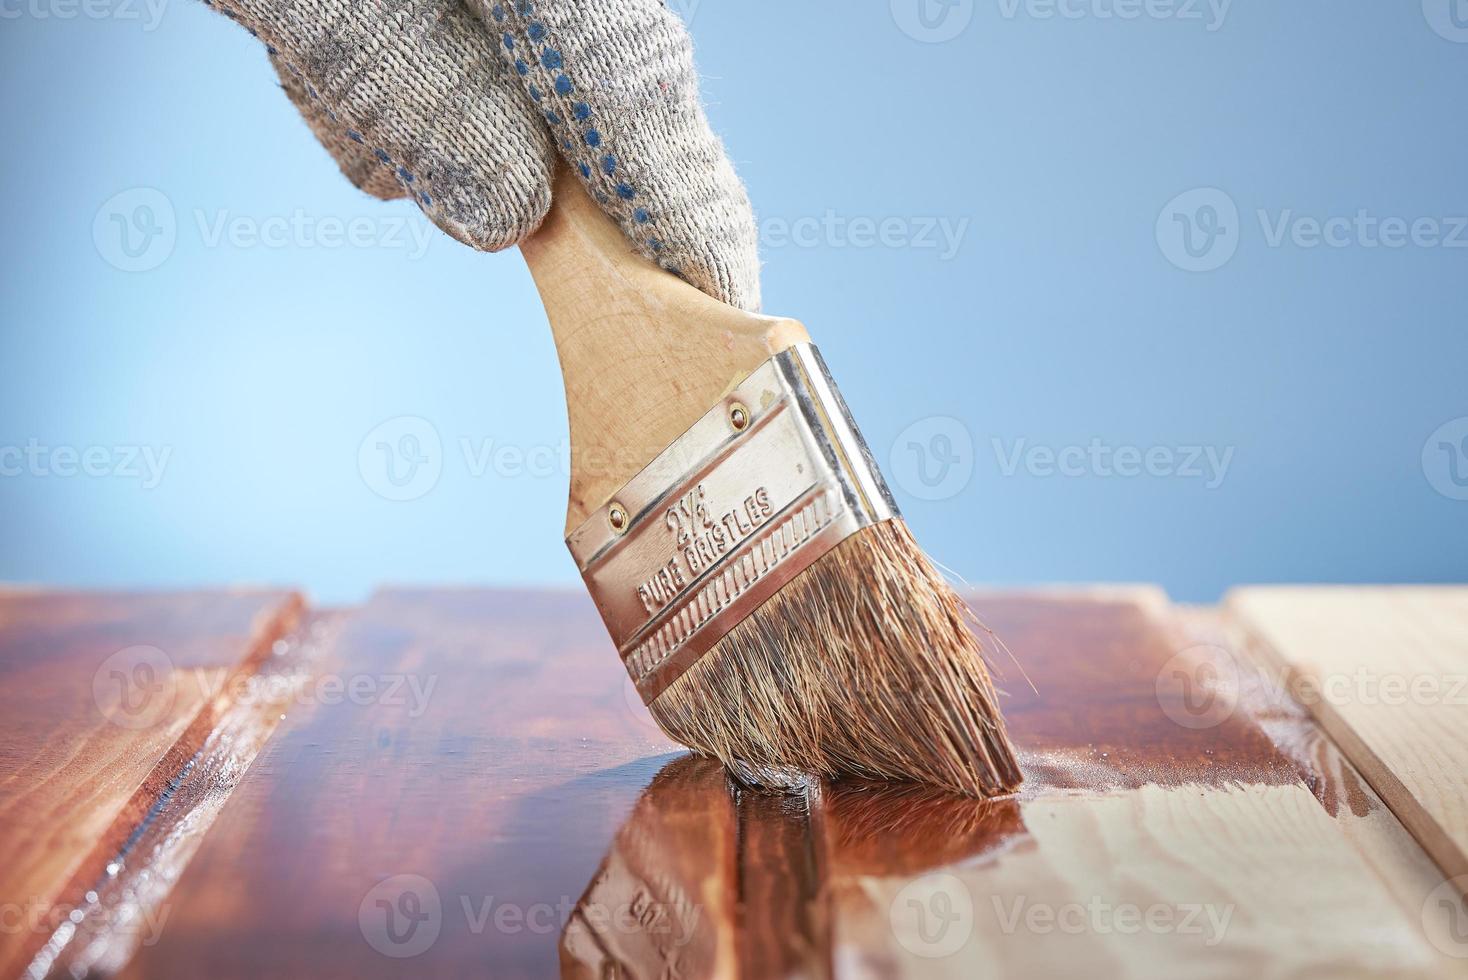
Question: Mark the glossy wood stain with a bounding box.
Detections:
[105,588,1382,978]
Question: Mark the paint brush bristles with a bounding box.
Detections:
[649,519,1023,798]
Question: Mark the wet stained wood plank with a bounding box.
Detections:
[0,589,303,979]
[119,589,688,980]
[116,588,1460,978]
[1229,587,1468,891]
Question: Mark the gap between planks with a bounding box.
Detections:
[1228,586,1468,898]
[23,611,344,980]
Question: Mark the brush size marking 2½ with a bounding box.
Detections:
[639,483,775,615]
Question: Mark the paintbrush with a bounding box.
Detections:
[521,168,1021,798]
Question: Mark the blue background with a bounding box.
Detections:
[3,0,1465,603]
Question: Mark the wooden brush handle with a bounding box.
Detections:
[521,166,809,534]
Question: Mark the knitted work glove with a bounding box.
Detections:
[211,0,761,311]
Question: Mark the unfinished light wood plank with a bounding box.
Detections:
[0,589,303,979]
[1229,586,1468,891]
[1178,605,1468,967]
[820,592,1454,979]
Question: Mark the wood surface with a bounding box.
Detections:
[118,589,686,980]
[0,589,303,979]
[106,587,1462,979]
[1177,606,1468,970]
[1229,586,1468,893]
[821,591,1457,978]
[520,169,808,531]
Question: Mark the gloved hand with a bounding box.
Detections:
[208,0,762,311]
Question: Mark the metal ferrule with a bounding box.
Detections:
[566,343,899,705]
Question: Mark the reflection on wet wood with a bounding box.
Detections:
[0,589,302,979]
[735,785,829,978]
[560,757,737,979]
[560,756,834,980]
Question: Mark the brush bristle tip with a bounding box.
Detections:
[648,519,1022,798]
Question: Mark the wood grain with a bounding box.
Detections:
[819,591,1456,978]
[114,587,1462,979]
[520,168,808,531]
[119,589,685,980]
[1229,586,1468,892]
[0,589,302,979]
[1178,605,1468,966]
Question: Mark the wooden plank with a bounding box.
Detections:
[1178,606,1467,963]
[119,589,686,980]
[1229,587,1468,891]
[117,588,1460,978]
[37,611,346,980]
[0,589,303,979]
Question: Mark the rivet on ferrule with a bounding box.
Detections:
[728,402,750,432]
[607,502,629,535]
